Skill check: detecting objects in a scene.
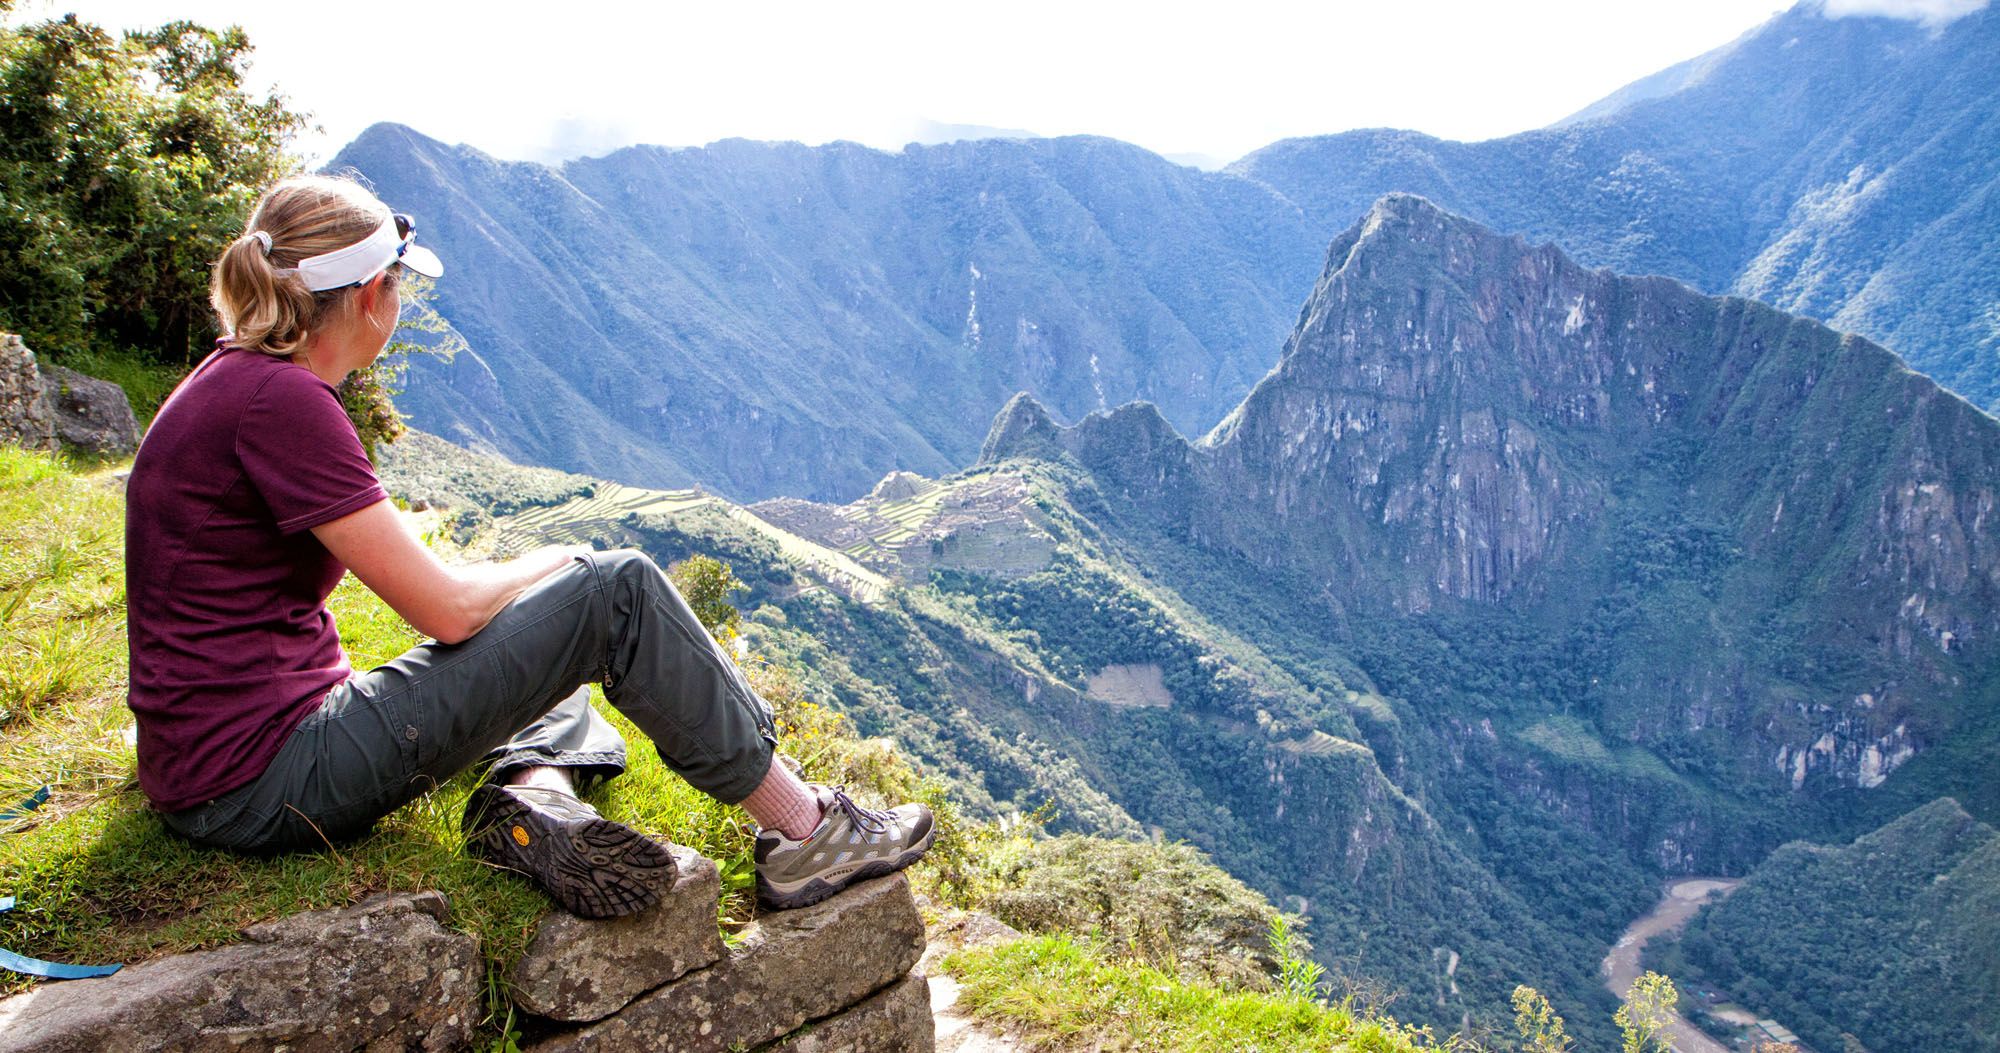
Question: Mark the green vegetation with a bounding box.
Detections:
[974,835,1279,989]
[1511,985,1574,1053]
[1651,799,2000,1053]
[944,936,1446,1052]
[0,14,301,369]
[0,11,453,440]
[373,430,598,540]
[1613,973,1676,1053]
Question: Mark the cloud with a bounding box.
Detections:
[530,116,646,166]
[1817,0,1988,27]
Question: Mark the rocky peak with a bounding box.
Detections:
[997,193,2000,650]
[978,391,1065,466]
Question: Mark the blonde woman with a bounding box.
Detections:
[125,175,932,917]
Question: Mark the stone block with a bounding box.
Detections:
[0,334,56,451]
[533,873,925,1053]
[0,891,481,1052]
[42,364,139,455]
[511,844,724,1022]
[761,971,933,1052]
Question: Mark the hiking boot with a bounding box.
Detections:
[754,787,935,910]
[463,782,676,919]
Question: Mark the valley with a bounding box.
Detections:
[1604,879,1740,1053]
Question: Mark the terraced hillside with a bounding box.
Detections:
[751,470,1057,582]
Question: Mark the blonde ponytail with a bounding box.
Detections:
[210,174,396,358]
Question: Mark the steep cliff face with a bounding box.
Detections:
[984,193,2000,809]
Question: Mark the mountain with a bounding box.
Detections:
[1232,0,2000,413]
[335,124,1321,502]
[338,1,1998,503]
[983,194,2000,824]
[381,196,2000,1043]
[1666,798,2000,1053]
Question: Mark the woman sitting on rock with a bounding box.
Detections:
[124,174,933,917]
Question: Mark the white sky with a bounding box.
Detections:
[9,0,1936,168]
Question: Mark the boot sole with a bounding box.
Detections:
[754,821,937,911]
[466,783,676,919]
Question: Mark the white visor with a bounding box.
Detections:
[286,213,444,291]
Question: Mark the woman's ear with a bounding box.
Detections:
[355,272,385,313]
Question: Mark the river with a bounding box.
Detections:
[1602,878,1741,1053]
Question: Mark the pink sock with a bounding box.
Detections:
[740,758,823,840]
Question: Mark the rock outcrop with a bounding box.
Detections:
[0,853,933,1051]
[532,873,928,1052]
[0,334,139,455]
[766,972,934,1053]
[0,334,57,452]
[0,892,482,1053]
[41,364,139,455]
[508,845,724,1022]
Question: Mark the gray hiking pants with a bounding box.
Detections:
[162,549,778,853]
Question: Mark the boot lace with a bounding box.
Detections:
[826,786,893,836]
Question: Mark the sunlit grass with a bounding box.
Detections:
[945,936,1449,1052]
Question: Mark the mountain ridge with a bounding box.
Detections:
[339,2,1999,501]
[336,122,1322,502]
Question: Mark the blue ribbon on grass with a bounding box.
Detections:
[0,786,48,822]
[0,787,123,980]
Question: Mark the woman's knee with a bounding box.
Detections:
[594,547,662,583]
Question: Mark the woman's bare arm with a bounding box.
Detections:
[312,498,589,645]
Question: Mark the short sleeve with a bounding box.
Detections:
[236,367,389,534]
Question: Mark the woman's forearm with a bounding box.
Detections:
[445,545,590,643]
[315,499,591,645]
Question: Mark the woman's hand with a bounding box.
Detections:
[312,499,593,644]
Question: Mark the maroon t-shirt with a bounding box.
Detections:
[126,346,387,812]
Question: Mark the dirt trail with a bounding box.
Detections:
[1602,878,1740,1053]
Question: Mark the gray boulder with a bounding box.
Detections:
[42,364,139,455]
[761,971,933,1052]
[533,873,926,1053]
[510,845,725,1022]
[0,334,56,451]
[0,891,482,1052]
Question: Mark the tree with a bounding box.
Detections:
[339,274,465,460]
[0,14,305,364]
[1511,985,1574,1052]
[668,555,746,644]
[1615,972,1679,1053]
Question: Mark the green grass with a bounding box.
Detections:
[944,936,1448,1052]
[0,444,942,1044]
[1516,714,1681,782]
